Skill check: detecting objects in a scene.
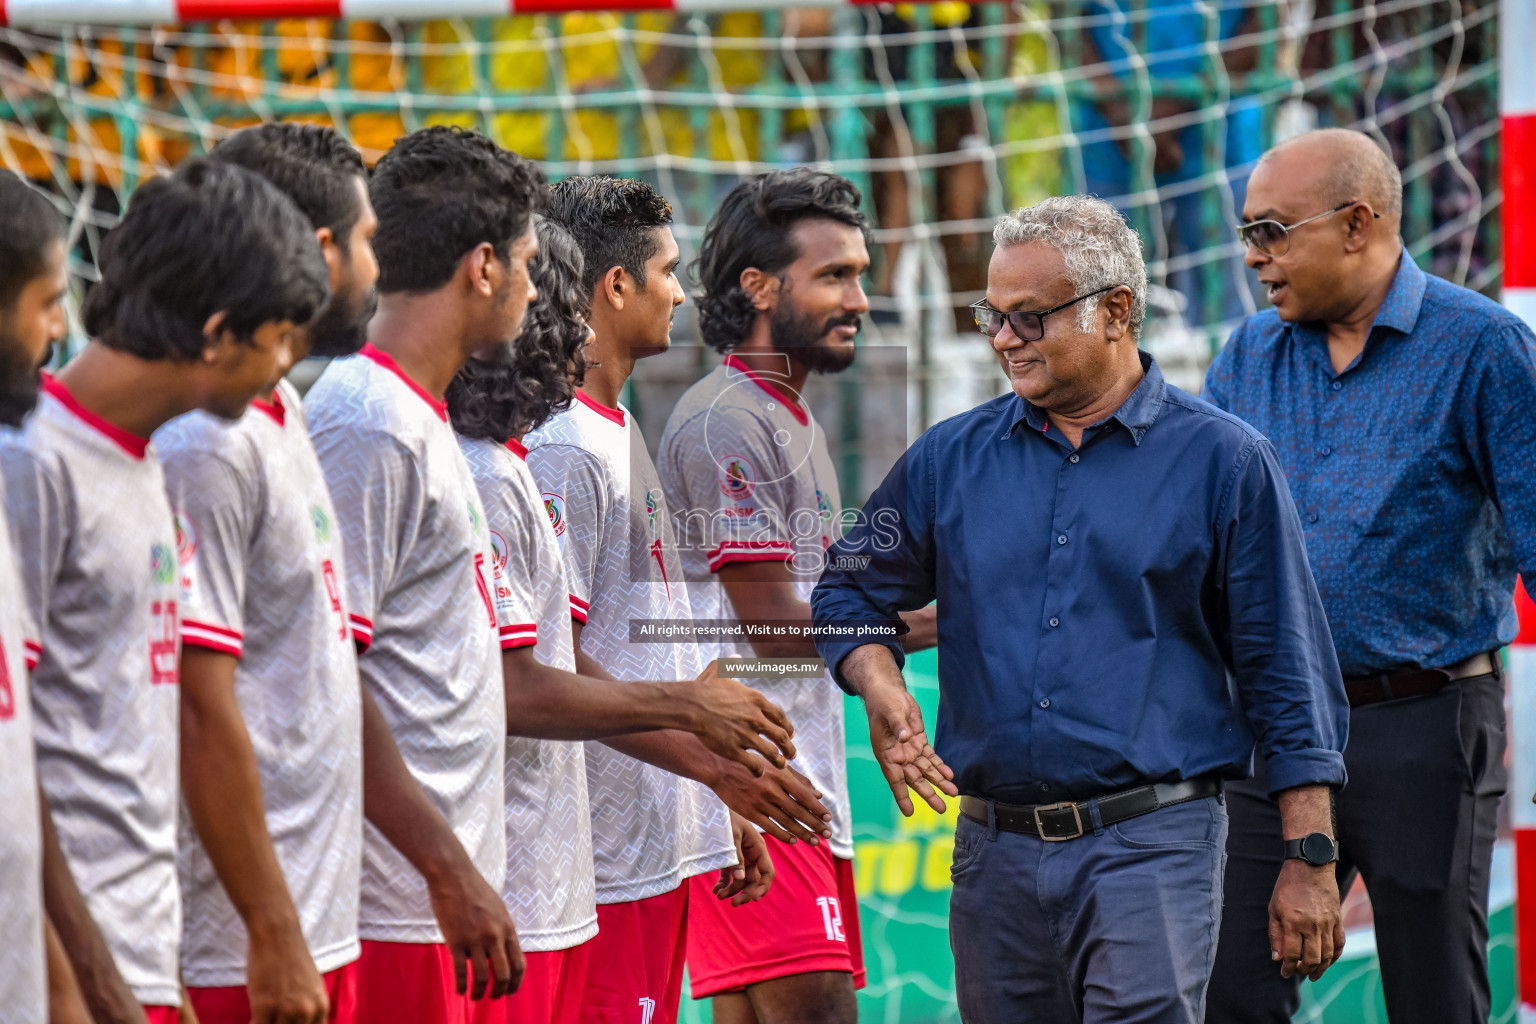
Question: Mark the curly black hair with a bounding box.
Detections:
[545,175,672,295]
[447,219,591,443]
[693,168,868,354]
[370,126,546,295]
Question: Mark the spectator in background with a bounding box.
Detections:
[1075,0,1268,325]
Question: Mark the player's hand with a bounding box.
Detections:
[245,918,328,1024]
[1269,859,1344,981]
[682,660,797,775]
[863,679,956,816]
[710,757,832,846]
[714,812,775,906]
[427,860,525,1000]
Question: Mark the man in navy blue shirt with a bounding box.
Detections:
[1204,128,1536,1024]
[812,195,1349,1023]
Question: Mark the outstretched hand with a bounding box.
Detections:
[863,680,957,816]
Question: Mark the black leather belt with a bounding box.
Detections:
[959,776,1220,842]
[1343,651,1497,709]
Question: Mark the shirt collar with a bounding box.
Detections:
[41,374,150,459]
[1370,247,1427,337]
[722,353,810,427]
[250,387,286,427]
[1004,352,1165,447]
[360,343,449,422]
[504,437,529,461]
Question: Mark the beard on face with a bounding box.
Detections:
[0,323,47,428]
[306,284,378,359]
[768,298,858,375]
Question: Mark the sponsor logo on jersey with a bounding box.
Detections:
[488,529,509,578]
[543,492,566,537]
[645,488,661,535]
[151,543,177,585]
[718,455,756,501]
[173,511,198,564]
[311,505,331,543]
[816,487,834,523]
[468,500,485,536]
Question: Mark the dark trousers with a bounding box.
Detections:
[1205,672,1507,1024]
[951,795,1227,1023]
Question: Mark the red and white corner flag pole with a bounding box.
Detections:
[1507,0,1536,1018]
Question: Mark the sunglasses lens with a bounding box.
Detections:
[974,308,1001,337]
[1010,312,1044,341]
[1242,221,1288,255]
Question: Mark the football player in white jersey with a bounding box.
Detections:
[447,219,805,1024]
[0,169,90,1024]
[661,169,938,1024]
[529,176,840,1024]
[305,126,538,1023]
[155,123,382,1024]
[1,161,329,1024]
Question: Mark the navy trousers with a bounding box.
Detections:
[950,794,1228,1023]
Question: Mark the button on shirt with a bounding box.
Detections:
[1205,251,1536,676]
[811,355,1348,803]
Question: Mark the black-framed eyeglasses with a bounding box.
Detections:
[1236,200,1380,257]
[970,284,1120,341]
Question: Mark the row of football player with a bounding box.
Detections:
[0,122,938,1024]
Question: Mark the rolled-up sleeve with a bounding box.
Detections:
[812,430,938,692]
[1218,438,1349,795]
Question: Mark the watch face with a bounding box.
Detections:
[1300,832,1335,865]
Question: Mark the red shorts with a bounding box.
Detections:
[142,1008,181,1024]
[501,941,593,1024]
[188,961,360,1024]
[685,840,865,998]
[352,941,507,1024]
[576,886,689,1024]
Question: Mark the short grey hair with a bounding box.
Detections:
[993,195,1147,338]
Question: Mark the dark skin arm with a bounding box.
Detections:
[179,647,326,1024]
[716,560,937,656]
[498,646,796,771]
[571,620,833,848]
[45,916,92,1024]
[39,786,145,1024]
[359,682,523,1001]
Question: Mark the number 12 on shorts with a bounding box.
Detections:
[817,896,845,942]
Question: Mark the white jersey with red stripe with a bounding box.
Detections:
[307,345,507,943]
[154,379,363,986]
[524,391,736,905]
[658,356,854,858]
[0,494,46,1023]
[0,377,182,1006]
[460,434,598,952]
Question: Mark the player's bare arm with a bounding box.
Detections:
[179,647,328,1024]
[357,683,524,1000]
[570,619,831,843]
[838,644,956,817]
[38,787,146,1024]
[44,917,91,1024]
[500,644,796,770]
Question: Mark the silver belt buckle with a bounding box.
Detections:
[1033,801,1085,841]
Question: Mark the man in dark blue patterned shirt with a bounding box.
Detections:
[1204,128,1536,1024]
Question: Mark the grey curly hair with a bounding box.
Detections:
[993,195,1147,338]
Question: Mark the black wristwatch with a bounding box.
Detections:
[1284,832,1339,867]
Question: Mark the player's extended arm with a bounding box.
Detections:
[38,786,146,1024]
[179,647,328,1024]
[500,647,795,770]
[719,561,938,656]
[45,916,91,1024]
[357,682,524,1001]
[570,621,832,845]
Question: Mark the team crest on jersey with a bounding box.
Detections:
[173,511,198,564]
[815,487,834,523]
[718,455,756,501]
[543,493,566,537]
[311,505,331,543]
[151,543,177,585]
[488,529,509,578]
